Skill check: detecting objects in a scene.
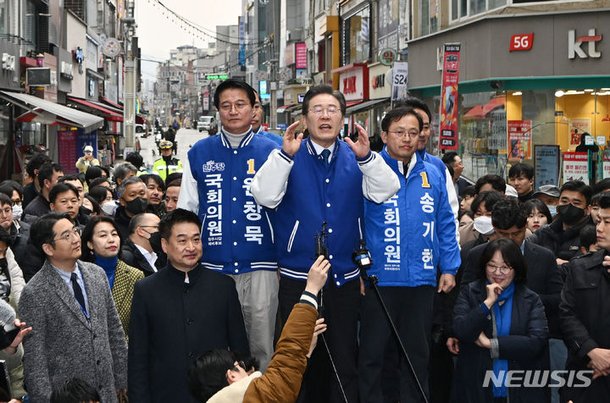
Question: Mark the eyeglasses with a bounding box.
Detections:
[387,130,420,139]
[220,102,249,112]
[53,226,81,243]
[486,263,513,274]
[310,106,340,116]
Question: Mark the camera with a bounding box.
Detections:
[353,240,372,271]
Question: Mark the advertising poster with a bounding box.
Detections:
[58,130,78,174]
[439,43,461,151]
[534,145,560,189]
[562,152,589,184]
[569,118,591,146]
[507,120,532,161]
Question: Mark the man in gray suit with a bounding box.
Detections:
[18,213,127,402]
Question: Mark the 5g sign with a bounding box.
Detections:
[509,33,534,52]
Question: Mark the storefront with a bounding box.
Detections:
[0,40,21,181]
[335,63,369,138]
[406,9,610,184]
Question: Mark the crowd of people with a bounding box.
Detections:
[0,79,607,403]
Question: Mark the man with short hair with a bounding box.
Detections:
[164,179,181,213]
[59,175,90,226]
[251,84,399,402]
[179,79,280,371]
[112,162,137,191]
[152,140,183,181]
[508,162,535,202]
[23,162,64,222]
[114,176,149,240]
[121,213,161,276]
[442,151,469,197]
[128,209,249,403]
[49,183,82,224]
[18,213,127,402]
[22,153,51,208]
[560,193,610,402]
[474,174,507,195]
[252,90,282,146]
[530,180,594,265]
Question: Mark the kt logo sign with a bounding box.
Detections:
[568,29,602,59]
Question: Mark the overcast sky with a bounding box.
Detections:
[136,0,242,82]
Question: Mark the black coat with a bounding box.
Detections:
[120,240,157,276]
[529,216,593,262]
[128,264,250,403]
[23,194,50,223]
[453,281,549,403]
[462,240,563,337]
[560,249,610,402]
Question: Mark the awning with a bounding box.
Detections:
[99,97,145,124]
[67,96,123,122]
[0,91,103,132]
[276,104,298,114]
[346,98,390,115]
[463,97,505,120]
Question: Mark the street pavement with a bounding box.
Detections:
[138,128,209,170]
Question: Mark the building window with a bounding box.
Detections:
[342,6,371,65]
[23,0,37,46]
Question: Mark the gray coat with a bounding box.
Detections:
[18,260,127,402]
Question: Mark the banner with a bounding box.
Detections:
[295,42,307,69]
[439,43,461,151]
[602,150,610,179]
[391,62,408,101]
[562,152,589,184]
[534,145,560,189]
[569,118,591,146]
[507,120,532,161]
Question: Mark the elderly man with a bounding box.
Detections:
[121,213,162,276]
[18,213,127,402]
[113,176,149,240]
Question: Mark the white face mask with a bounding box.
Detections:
[101,201,118,216]
[12,204,23,221]
[473,215,495,236]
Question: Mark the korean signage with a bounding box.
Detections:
[534,145,560,189]
[369,64,391,99]
[568,28,602,59]
[509,33,534,52]
[562,152,590,184]
[295,42,307,69]
[439,43,461,151]
[391,62,408,101]
[339,65,367,102]
[507,120,532,161]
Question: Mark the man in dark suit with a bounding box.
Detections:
[128,209,249,403]
[121,212,161,276]
[18,213,127,402]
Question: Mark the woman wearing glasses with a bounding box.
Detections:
[81,216,144,336]
[452,238,549,402]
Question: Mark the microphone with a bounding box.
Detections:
[0,300,19,350]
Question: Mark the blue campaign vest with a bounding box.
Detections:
[187,131,279,274]
[364,149,460,287]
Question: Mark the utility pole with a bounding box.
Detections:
[123,0,137,149]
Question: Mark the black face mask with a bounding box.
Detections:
[557,203,586,225]
[125,197,148,216]
[149,231,162,252]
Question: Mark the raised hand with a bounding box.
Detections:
[344,123,371,159]
[282,121,305,157]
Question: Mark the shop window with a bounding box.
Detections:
[0,0,8,36]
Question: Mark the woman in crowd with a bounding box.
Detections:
[459,191,503,247]
[523,199,553,234]
[81,216,143,335]
[452,238,548,402]
[88,186,116,217]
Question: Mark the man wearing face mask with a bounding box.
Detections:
[113,177,149,241]
[0,190,30,274]
[530,180,593,266]
[532,185,560,217]
[121,213,163,276]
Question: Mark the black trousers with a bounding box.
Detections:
[279,276,360,403]
[359,285,435,403]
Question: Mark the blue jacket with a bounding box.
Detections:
[418,150,447,180]
[256,128,283,146]
[364,149,460,287]
[187,131,279,275]
[271,139,365,286]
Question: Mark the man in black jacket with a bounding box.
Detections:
[128,209,249,403]
[560,193,610,402]
[121,213,161,276]
[529,180,593,266]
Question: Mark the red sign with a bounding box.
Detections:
[509,33,534,51]
[58,130,78,174]
[295,42,307,70]
[439,44,461,151]
[507,120,532,161]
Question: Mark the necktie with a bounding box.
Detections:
[321,149,331,168]
[70,272,87,316]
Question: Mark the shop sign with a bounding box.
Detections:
[378,48,397,66]
[507,120,532,161]
[534,145,560,189]
[339,67,365,101]
[295,42,307,69]
[371,73,386,89]
[509,33,534,52]
[60,61,73,79]
[568,29,602,59]
[602,151,610,179]
[1,54,16,71]
[562,152,589,184]
[439,43,461,151]
[391,62,408,101]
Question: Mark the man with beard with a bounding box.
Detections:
[114,177,149,241]
[18,213,127,402]
[530,180,593,266]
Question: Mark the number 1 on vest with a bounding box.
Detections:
[247,159,256,175]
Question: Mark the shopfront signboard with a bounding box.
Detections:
[508,120,532,161]
[562,152,589,184]
[391,62,408,101]
[602,151,610,179]
[534,145,560,189]
[439,43,461,151]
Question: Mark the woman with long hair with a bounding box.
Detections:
[81,216,144,335]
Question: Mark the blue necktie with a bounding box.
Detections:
[321,149,331,168]
[70,273,87,316]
